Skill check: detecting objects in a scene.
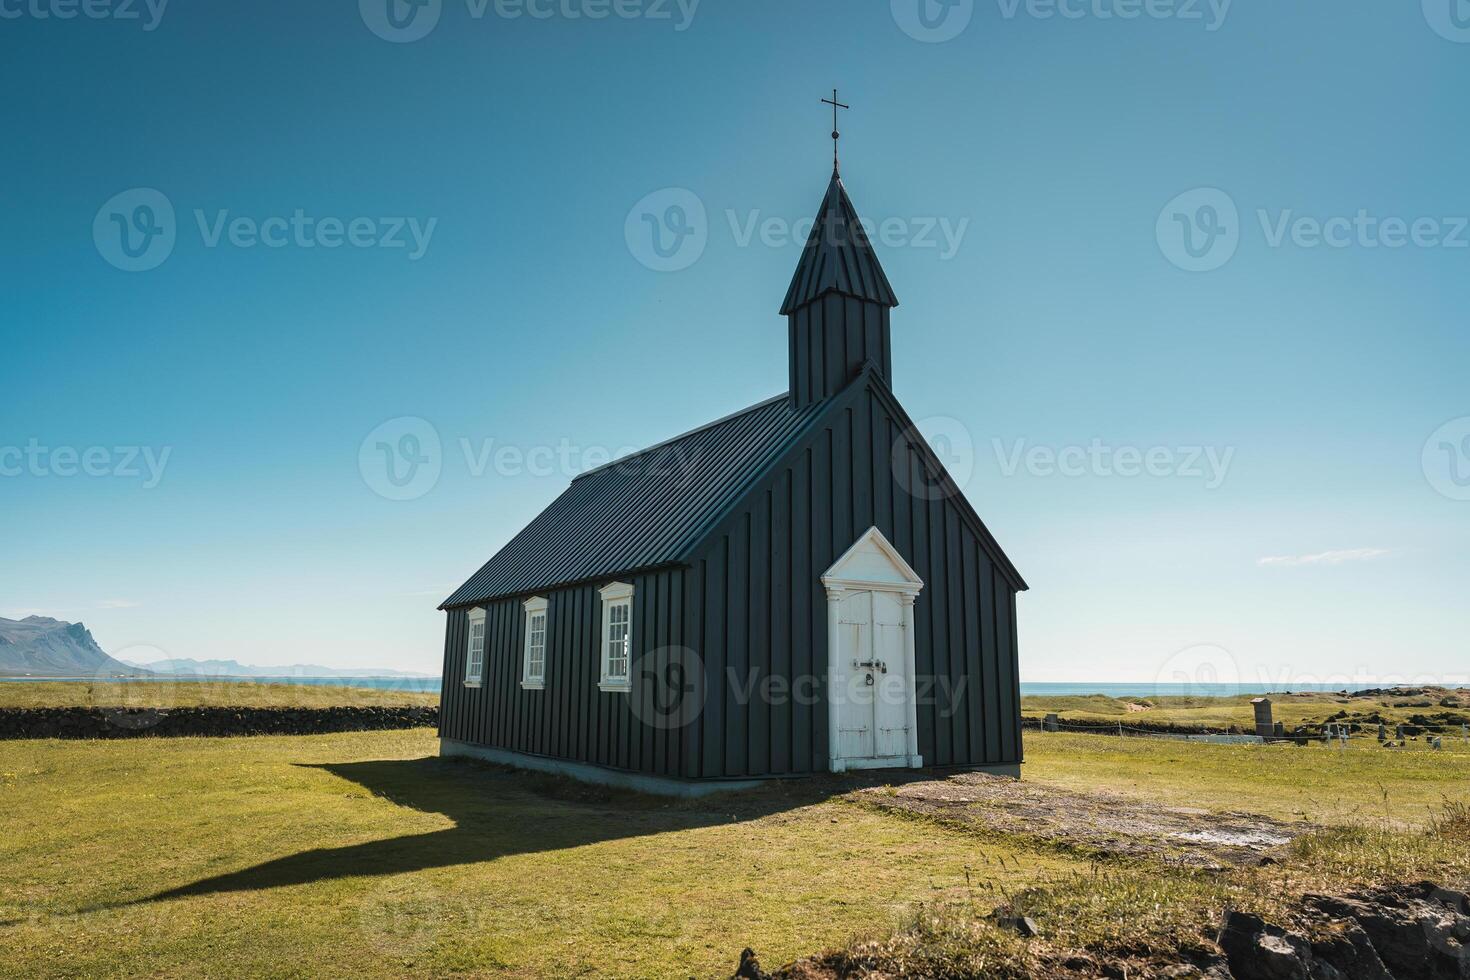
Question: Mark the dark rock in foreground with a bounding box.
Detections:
[735,881,1470,979]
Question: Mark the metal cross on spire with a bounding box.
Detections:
[821,88,849,176]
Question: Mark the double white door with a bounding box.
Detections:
[834,589,910,764]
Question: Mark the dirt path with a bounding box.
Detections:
[854,772,1313,868]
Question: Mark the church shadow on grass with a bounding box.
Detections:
[134,754,914,905]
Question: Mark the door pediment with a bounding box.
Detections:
[821,527,924,595]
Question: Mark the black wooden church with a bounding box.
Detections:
[438,132,1028,793]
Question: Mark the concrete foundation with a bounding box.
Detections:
[439,739,766,797]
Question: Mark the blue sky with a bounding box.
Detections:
[3,0,1467,685]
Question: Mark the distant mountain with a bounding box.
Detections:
[127,658,435,679]
[0,616,150,677]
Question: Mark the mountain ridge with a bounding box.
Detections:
[0,616,150,677]
[124,657,435,678]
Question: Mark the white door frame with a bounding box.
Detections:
[821,527,924,773]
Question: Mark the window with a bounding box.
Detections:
[598,582,634,692]
[464,608,486,687]
[522,596,548,689]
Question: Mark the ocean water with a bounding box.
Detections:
[0,675,443,693]
[2,677,1442,698]
[1016,681,1402,698]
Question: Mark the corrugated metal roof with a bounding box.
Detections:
[779,175,900,315]
[441,393,830,608]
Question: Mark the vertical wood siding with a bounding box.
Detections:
[440,384,1023,782]
[440,567,692,779]
[686,385,1023,778]
[788,300,892,408]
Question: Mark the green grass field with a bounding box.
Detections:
[0,730,1075,978]
[1021,689,1470,732]
[1024,731,1470,827]
[2,729,1467,978]
[0,680,438,710]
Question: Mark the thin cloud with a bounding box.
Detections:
[1258,548,1392,568]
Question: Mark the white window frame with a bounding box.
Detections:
[521,596,548,690]
[464,607,486,688]
[598,581,634,693]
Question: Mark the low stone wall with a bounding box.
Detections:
[1022,716,1260,737]
[0,705,438,739]
[1022,715,1438,741]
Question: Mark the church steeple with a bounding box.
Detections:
[781,172,900,408]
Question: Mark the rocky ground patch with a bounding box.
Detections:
[853,772,1311,868]
[734,882,1470,979]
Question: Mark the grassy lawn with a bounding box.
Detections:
[0,680,439,710]
[1021,690,1470,731]
[4,728,1469,978]
[1022,731,1470,827]
[0,729,1077,979]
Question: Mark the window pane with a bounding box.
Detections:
[467,618,485,680]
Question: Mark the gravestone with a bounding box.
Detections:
[1250,697,1274,738]
[1043,713,1059,733]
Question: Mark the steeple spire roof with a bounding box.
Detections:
[779,174,900,316]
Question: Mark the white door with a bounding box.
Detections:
[871,591,910,759]
[835,589,911,766]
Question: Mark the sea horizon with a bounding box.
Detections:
[3,676,1462,698]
